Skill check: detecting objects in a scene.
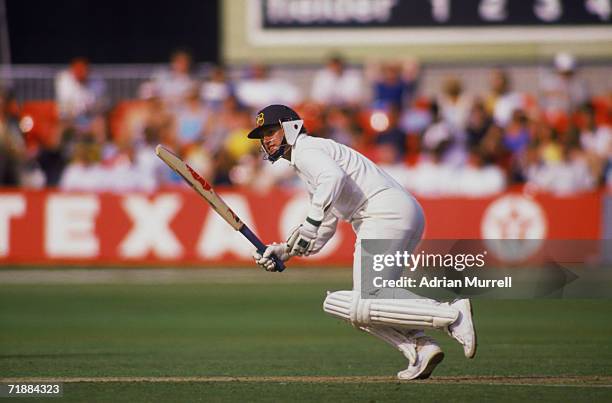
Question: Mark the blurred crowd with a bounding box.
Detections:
[1,50,611,196]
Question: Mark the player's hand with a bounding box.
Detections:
[252,243,290,272]
[287,219,319,257]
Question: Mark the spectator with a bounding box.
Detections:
[133,127,168,191]
[206,95,249,154]
[228,151,261,188]
[235,63,301,110]
[438,77,472,133]
[103,139,159,193]
[200,65,234,110]
[310,54,364,107]
[525,144,595,195]
[253,156,298,191]
[6,57,612,196]
[485,68,527,127]
[466,99,493,148]
[150,49,195,107]
[374,106,407,159]
[407,135,455,196]
[456,148,506,196]
[36,132,66,187]
[376,140,411,188]
[212,148,234,186]
[479,124,509,168]
[503,110,531,155]
[0,89,26,186]
[320,106,362,148]
[534,121,563,164]
[60,132,165,193]
[179,144,215,188]
[399,97,433,136]
[174,85,211,148]
[540,52,589,117]
[408,144,506,197]
[119,83,175,148]
[59,140,106,191]
[55,57,107,142]
[579,103,611,160]
[424,99,467,167]
[577,103,611,185]
[368,59,419,110]
[422,103,452,156]
[223,108,259,161]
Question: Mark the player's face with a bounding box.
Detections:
[261,126,284,155]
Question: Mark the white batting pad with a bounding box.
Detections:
[323,290,458,330]
[322,290,352,320]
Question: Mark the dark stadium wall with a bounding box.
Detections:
[6,0,219,63]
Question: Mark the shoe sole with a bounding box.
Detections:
[465,299,477,359]
[415,351,445,380]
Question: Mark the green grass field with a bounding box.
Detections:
[0,269,611,402]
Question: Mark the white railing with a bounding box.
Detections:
[1,62,611,104]
[0,64,208,103]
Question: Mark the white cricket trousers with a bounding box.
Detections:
[350,187,425,297]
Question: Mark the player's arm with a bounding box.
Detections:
[253,208,338,271]
[254,147,345,269]
[253,243,291,272]
[309,214,339,254]
[288,147,346,256]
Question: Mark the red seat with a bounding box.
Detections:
[591,95,611,126]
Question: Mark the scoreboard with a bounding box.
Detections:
[251,0,612,44]
[262,0,611,28]
[223,0,612,63]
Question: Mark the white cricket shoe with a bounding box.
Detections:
[447,299,477,359]
[397,332,444,380]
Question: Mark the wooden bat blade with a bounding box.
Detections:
[155,145,243,230]
[155,145,286,272]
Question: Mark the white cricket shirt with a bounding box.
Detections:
[289,135,404,224]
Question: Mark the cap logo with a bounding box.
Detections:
[256,113,265,127]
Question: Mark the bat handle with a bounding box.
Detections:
[239,225,286,272]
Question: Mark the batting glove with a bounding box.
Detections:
[287,218,320,257]
[253,243,290,272]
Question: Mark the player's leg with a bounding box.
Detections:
[339,191,476,356]
[322,191,475,379]
[323,196,444,380]
[363,326,444,380]
[325,289,476,359]
[324,289,445,380]
[325,289,457,328]
[324,231,446,379]
[396,332,445,380]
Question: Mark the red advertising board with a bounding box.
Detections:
[0,189,603,266]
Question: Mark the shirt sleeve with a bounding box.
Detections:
[311,213,339,254]
[294,147,347,223]
[55,72,72,117]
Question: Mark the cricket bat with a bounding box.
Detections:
[155,145,285,272]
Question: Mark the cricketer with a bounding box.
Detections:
[248,104,477,380]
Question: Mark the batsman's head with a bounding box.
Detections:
[247,104,306,162]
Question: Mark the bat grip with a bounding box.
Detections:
[239,225,286,272]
